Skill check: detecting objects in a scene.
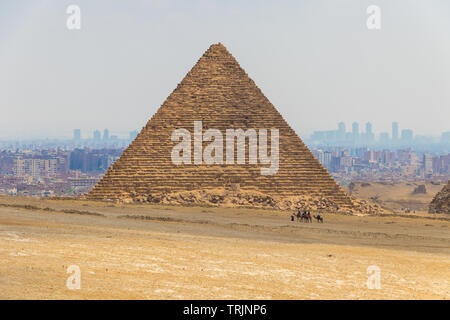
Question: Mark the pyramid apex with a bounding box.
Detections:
[206,42,229,54]
[211,42,225,48]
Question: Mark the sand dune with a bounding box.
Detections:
[0,196,449,299]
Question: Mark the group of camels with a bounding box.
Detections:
[292,210,323,223]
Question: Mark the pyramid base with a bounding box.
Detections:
[84,188,383,215]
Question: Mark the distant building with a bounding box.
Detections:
[323,151,332,169]
[103,129,109,141]
[352,122,359,141]
[432,154,450,174]
[337,122,346,141]
[442,131,450,144]
[392,122,399,141]
[69,149,87,171]
[365,122,375,144]
[340,156,353,168]
[69,149,122,173]
[331,156,341,171]
[13,157,58,178]
[423,153,433,175]
[73,129,81,141]
[381,150,395,164]
[67,176,99,188]
[93,130,101,142]
[379,132,389,145]
[364,150,376,163]
[401,129,413,143]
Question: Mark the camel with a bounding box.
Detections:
[300,212,311,223]
[313,215,323,223]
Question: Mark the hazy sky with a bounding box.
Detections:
[1,0,449,139]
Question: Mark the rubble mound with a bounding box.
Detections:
[429,181,450,213]
[412,184,427,194]
[113,188,383,215]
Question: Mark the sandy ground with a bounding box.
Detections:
[0,195,449,299]
[346,181,444,212]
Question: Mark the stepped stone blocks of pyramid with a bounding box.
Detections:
[87,43,354,209]
[429,181,450,213]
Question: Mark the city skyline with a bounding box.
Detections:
[1,120,449,142]
[310,121,450,146]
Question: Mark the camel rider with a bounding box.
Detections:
[317,212,321,219]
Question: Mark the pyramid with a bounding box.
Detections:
[87,43,352,207]
[429,181,450,213]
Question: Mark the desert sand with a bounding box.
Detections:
[345,181,445,212]
[0,195,449,299]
